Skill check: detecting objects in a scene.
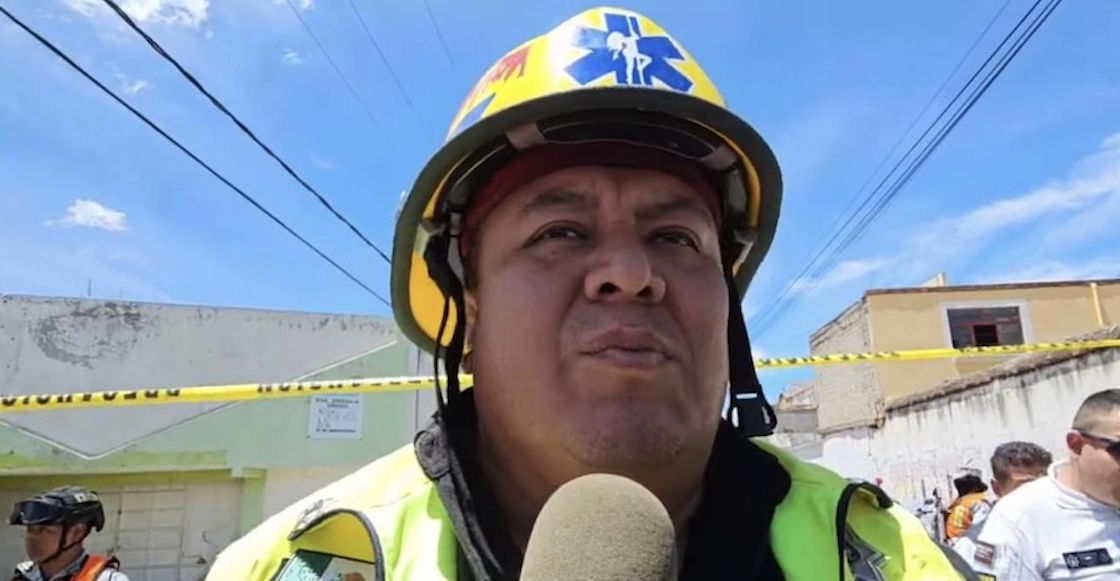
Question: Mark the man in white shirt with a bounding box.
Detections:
[963,388,1120,580]
[952,442,1051,562]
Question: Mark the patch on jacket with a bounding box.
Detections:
[274,549,376,581]
[974,541,997,565]
[290,497,340,540]
[1063,548,1113,570]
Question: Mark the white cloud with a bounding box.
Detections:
[65,0,210,28]
[47,199,129,232]
[272,0,314,9]
[281,49,304,66]
[121,78,149,96]
[794,258,892,296]
[309,154,336,171]
[807,131,1120,291]
[977,258,1120,285]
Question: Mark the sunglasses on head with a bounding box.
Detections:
[1077,430,1120,457]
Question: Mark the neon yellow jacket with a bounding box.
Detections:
[207,433,966,580]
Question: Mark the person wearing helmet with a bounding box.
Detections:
[208,8,970,580]
[945,468,993,542]
[8,486,128,581]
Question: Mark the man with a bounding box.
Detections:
[945,468,991,542]
[208,7,967,580]
[987,441,1053,501]
[8,486,127,581]
[951,442,1051,563]
[964,389,1120,580]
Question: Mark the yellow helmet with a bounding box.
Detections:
[391,6,782,354]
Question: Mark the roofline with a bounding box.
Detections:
[863,277,1120,297]
[0,293,391,321]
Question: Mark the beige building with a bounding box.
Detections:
[809,276,1120,435]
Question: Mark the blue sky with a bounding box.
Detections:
[2,0,1119,398]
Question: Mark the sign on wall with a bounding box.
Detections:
[308,394,363,440]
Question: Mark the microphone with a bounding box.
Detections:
[520,473,676,581]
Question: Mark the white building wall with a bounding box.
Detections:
[261,465,365,518]
[814,348,1120,506]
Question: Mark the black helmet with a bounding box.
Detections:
[8,486,105,532]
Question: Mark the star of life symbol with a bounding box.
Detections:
[565,12,693,93]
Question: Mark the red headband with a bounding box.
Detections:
[459,142,721,256]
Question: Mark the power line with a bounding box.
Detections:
[750,0,1017,333]
[752,0,1064,338]
[420,0,455,67]
[282,0,383,132]
[99,0,391,264]
[0,4,390,307]
[345,0,428,129]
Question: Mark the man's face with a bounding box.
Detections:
[991,465,1047,498]
[24,524,63,562]
[1070,414,1120,506]
[468,165,729,471]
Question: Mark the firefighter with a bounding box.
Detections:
[208,7,970,579]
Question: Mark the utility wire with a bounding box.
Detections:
[0,5,391,307]
[752,0,1064,338]
[283,0,383,132]
[100,0,391,264]
[420,0,455,67]
[345,0,428,129]
[749,0,1016,331]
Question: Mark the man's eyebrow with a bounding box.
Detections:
[517,189,595,218]
[636,195,716,224]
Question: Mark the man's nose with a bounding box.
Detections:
[583,232,667,303]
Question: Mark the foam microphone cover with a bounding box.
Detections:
[520,473,676,581]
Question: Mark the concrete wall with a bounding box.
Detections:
[813,347,1120,506]
[0,295,441,574]
[866,281,1120,401]
[0,295,418,457]
[810,299,881,433]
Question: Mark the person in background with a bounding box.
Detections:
[8,486,128,581]
[987,441,1052,501]
[964,389,1120,580]
[944,467,991,542]
[914,488,945,541]
[951,442,1052,564]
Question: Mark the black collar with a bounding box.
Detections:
[414,391,791,581]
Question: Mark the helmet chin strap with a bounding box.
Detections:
[724,264,777,438]
[40,523,88,568]
[425,231,468,413]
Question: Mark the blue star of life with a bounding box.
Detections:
[565,12,693,93]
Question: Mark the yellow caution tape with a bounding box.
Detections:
[753,338,1120,369]
[3,339,1118,413]
[0,376,473,414]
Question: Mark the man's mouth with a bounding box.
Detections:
[580,327,672,368]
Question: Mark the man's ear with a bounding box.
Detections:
[462,290,479,374]
[65,523,89,545]
[1067,430,1086,456]
[990,479,1003,498]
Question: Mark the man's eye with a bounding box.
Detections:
[652,230,699,249]
[533,225,586,243]
[528,221,591,241]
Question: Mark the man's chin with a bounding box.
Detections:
[564,411,687,469]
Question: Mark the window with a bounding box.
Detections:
[946,306,1024,348]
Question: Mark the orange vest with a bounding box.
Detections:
[945,492,988,539]
[72,556,118,581]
